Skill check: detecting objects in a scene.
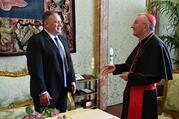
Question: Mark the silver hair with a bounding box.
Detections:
[138,13,155,32]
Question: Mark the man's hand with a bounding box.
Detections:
[71,82,76,94]
[120,72,129,81]
[101,64,116,75]
[39,92,52,106]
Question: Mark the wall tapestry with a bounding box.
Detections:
[0,0,76,56]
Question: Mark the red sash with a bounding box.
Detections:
[127,83,156,119]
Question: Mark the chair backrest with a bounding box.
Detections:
[163,70,179,113]
[157,79,168,103]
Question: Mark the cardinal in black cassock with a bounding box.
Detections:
[103,13,173,119]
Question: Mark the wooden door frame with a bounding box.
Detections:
[94,0,109,110]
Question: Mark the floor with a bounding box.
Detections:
[105,103,179,119]
[105,103,122,118]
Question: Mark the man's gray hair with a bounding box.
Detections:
[138,13,155,32]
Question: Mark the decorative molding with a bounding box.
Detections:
[0,98,33,112]
[0,68,28,77]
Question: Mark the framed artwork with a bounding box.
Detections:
[0,0,76,56]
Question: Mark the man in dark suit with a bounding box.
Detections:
[26,11,76,113]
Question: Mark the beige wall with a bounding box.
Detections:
[71,0,94,74]
[0,0,147,106]
[107,0,146,105]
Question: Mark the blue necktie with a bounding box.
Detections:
[54,37,67,87]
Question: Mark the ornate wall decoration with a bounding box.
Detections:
[0,68,28,77]
[0,0,76,56]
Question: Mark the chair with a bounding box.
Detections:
[67,92,75,111]
[158,68,179,119]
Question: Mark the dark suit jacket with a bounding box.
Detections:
[26,30,76,101]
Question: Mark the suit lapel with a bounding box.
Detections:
[42,30,69,68]
[42,30,60,55]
